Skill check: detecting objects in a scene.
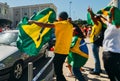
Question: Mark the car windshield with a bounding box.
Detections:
[0,31,18,46]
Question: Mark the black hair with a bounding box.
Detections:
[59,12,68,20]
[68,17,72,20]
[73,23,85,38]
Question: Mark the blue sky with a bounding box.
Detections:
[0,0,111,20]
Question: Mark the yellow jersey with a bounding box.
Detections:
[89,21,102,43]
[54,20,73,54]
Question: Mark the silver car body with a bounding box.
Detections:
[0,30,49,81]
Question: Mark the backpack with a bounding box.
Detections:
[93,25,106,46]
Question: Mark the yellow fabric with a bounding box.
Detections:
[70,38,89,58]
[102,9,109,16]
[89,21,102,43]
[54,20,73,54]
[22,11,52,48]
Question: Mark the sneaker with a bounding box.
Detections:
[89,71,100,75]
[90,69,102,73]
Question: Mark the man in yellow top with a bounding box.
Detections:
[89,18,102,43]
[28,11,73,81]
[88,7,102,75]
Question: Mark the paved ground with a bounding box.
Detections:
[62,38,110,81]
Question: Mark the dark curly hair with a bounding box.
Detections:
[59,12,68,20]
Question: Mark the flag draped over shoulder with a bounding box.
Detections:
[17,8,56,56]
[97,6,120,25]
[68,36,89,67]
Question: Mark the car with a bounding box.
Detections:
[0,30,49,81]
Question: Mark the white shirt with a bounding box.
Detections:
[103,22,120,53]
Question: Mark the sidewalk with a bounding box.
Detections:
[62,39,109,81]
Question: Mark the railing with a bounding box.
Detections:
[28,56,54,81]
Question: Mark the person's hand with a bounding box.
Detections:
[28,20,46,27]
[28,20,35,24]
[87,7,92,12]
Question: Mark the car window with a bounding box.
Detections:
[0,32,18,45]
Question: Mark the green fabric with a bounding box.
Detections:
[87,8,107,28]
[70,36,78,48]
[97,6,120,25]
[87,12,94,25]
[17,8,56,56]
[68,36,88,68]
[68,52,88,68]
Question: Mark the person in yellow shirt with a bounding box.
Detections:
[89,20,102,43]
[28,11,73,81]
[66,17,86,77]
[88,7,102,75]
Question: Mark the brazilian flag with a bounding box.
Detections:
[17,8,56,56]
[68,36,89,68]
[97,6,120,25]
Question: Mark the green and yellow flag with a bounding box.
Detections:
[17,8,56,56]
[87,11,94,25]
[68,36,89,67]
[87,12,94,25]
[97,6,120,25]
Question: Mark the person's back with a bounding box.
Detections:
[54,20,73,54]
[100,6,120,81]
[28,11,73,81]
[103,22,120,53]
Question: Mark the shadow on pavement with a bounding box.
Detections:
[82,66,109,81]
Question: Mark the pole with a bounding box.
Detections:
[69,1,72,17]
[28,62,33,81]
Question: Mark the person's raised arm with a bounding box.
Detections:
[87,7,98,25]
[99,7,114,25]
[28,20,55,28]
[87,7,94,19]
[99,15,108,24]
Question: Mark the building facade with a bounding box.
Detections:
[10,3,57,28]
[0,2,57,28]
[0,2,11,27]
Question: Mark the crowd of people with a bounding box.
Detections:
[25,5,120,81]
[0,2,120,81]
